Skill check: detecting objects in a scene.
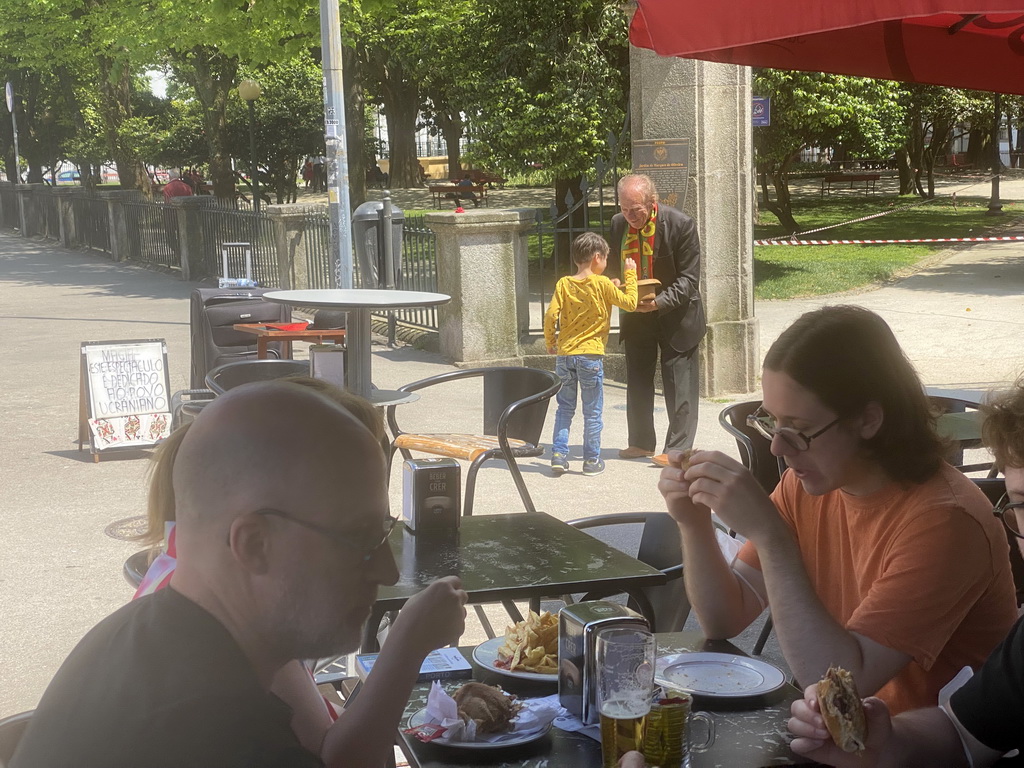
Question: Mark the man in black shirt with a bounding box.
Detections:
[12,381,468,768]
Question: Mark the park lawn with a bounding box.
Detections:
[754,195,1023,300]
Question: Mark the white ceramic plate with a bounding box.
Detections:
[471,636,558,682]
[654,652,787,698]
[406,707,551,750]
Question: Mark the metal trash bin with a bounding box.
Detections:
[353,198,404,289]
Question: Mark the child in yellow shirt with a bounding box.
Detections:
[544,232,637,475]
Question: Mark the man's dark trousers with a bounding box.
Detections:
[624,313,699,453]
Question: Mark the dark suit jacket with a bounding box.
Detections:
[610,204,706,353]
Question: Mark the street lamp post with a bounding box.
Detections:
[987,92,1003,216]
[237,79,262,214]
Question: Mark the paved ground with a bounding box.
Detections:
[2,176,1024,718]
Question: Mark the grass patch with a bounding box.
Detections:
[754,195,1023,299]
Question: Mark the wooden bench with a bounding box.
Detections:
[465,170,506,188]
[429,183,488,209]
[820,173,880,196]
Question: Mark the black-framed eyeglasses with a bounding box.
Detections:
[746,406,841,452]
[255,509,399,561]
[993,494,1024,539]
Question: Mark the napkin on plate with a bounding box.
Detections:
[419,681,564,744]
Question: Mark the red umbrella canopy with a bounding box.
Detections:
[630,2,1024,94]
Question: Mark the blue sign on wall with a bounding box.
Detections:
[752,97,770,127]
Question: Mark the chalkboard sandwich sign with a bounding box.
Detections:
[78,339,173,462]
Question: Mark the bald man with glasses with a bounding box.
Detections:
[12,381,468,768]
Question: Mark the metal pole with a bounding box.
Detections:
[319,0,354,289]
[248,99,260,215]
[381,191,396,346]
[988,92,1003,216]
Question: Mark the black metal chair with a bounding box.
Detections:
[718,400,786,654]
[0,710,32,767]
[123,549,155,589]
[718,400,787,494]
[563,512,689,633]
[387,367,561,516]
[205,359,310,395]
[973,477,1024,607]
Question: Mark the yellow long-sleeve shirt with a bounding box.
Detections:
[544,270,637,355]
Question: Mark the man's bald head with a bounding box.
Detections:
[173,381,382,531]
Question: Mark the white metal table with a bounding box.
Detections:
[262,289,450,404]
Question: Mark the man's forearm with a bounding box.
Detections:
[756,530,897,693]
[321,632,426,767]
[679,519,762,638]
[887,708,972,768]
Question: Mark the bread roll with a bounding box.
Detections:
[453,682,520,733]
[817,666,867,753]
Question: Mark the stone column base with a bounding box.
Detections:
[702,317,759,396]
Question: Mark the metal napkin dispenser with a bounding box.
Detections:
[558,601,649,724]
[402,458,461,533]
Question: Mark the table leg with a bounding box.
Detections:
[348,307,372,398]
[257,338,269,360]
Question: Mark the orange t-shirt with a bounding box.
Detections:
[737,462,1017,714]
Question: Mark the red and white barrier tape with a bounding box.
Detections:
[754,235,1024,246]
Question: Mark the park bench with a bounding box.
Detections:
[429,183,488,209]
[820,172,880,196]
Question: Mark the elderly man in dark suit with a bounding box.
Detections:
[610,173,705,465]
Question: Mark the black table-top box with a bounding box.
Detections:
[402,458,461,533]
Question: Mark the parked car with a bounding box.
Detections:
[57,170,81,184]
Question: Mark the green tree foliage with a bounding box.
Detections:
[753,69,905,233]
[226,58,326,204]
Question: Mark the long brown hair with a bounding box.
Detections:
[764,305,944,484]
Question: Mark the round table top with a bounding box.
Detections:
[263,289,450,310]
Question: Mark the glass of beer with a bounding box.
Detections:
[596,627,656,768]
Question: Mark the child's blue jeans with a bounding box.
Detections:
[551,354,604,462]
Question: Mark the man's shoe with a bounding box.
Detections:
[651,453,670,468]
[550,453,569,475]
[618,446,655,460]
[582,458,606,476]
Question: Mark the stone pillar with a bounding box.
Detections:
[96,190,140,262]
[266,204,311,290]
[16,184,44,237]
[424,209,535,365]
[171,196,215,282]
[630,48,759,395]
[52,187,82,248]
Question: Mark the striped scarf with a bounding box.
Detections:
[620,203,657,279]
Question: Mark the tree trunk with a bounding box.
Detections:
[433,109,463,178]
[344,45,367,207]
[761,171,799,234]
[95,56,151,196]
[895,147,915,195]
[174,47,238,200]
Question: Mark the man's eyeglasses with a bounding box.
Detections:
[255,509,398,561]
[620,205,649,216]
[993,494,1024,539]
[746,406,841,452]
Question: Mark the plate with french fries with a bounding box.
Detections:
[472,611,559,681]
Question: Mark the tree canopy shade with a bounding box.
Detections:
[629,2,1024,96]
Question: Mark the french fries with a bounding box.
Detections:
[496,611,558,674]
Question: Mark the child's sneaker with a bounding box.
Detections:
[550,453,569,475]
[582,458,606,476]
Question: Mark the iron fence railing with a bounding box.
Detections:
[123,200,179,271]
[69,195,111,253]
[197,203,277,285]
[300,206,335,290]
[33,188,60,239]
[393,213,438,330]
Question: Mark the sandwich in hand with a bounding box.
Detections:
[817,666,867,753]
